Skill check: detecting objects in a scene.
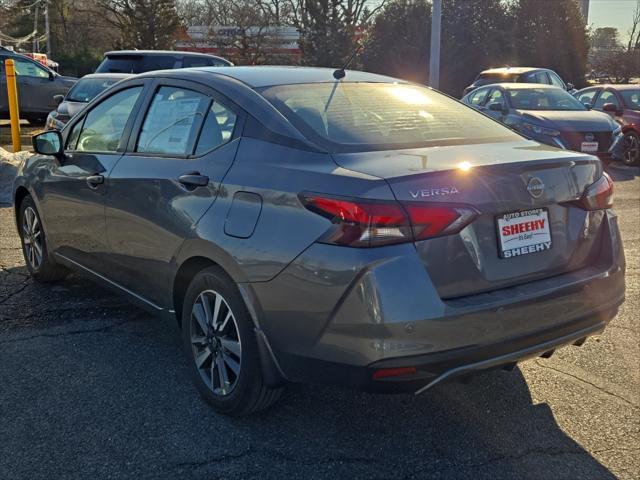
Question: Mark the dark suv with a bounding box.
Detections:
[95,50,232,74]
[0,47,76,124]
[463,67,575,97]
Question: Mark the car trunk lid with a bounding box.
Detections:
[331,140,605,298]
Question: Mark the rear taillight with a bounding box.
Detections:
[301,194,478,247]
[577,173,614,210]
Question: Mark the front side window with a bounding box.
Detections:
[66,77,121,103]
[468,88,488,106]
[261,82,519,151]
[74,87,142,152]
[137,87,210,155]
[13,58,49,78]
[486,89,506,108]
[594,91,621,109]
[507,88,586,111]
[534,72,549,84]
[576,89,598,105]
[548,72,565,88]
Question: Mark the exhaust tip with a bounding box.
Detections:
[573,337,587,347]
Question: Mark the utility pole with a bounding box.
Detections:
[33,6,39,52]
[45,1,51,58]
[429,0,442,90]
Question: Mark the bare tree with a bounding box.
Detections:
[177,0,293,64]
[591,0,640,83]
[98,0,181,49]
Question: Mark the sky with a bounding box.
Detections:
[589,0,637,43]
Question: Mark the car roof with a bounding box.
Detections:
[485,83,559,90]
[103,50,226,59]
[179,66,404,88]
[79,73,132,80]
[480,67,545,75]
[594,84,639,91]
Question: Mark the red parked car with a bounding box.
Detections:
[575,85,640,165]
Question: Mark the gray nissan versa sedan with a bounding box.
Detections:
[14,67,625,416]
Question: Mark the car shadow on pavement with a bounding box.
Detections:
[607,163,640,182]
[0,273,618,479]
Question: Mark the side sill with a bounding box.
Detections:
[53,253,164,315]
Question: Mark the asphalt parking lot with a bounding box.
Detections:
[0,166,638,480]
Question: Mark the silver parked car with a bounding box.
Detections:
[16,67,625,416]
[46,73,131,130]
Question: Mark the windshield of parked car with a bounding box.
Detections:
[260,82,520,152]
[66,77,120,102]
[507,88,586,111]
[475,73,520,86]
[620,89,640,110]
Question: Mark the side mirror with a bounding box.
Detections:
[53,94,64,106]
[602,103,622,115]
[48,71,55,81]
[32,130,63,157]
[583,103,592,110]
[488,102,506,113]
[566,83,575,91]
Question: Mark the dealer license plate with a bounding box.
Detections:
[581,141,599,152]
[497,208,552,259]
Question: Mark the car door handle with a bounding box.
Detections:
[178,173,209,188]
[86,174,104,188]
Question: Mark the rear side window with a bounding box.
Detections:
[195,101,237,155]
[96,55,179,73]
[73,87,142,152]
[261,83,519,151]
[137,86,210,155]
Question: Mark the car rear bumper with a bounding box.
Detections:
[249,210,625,392]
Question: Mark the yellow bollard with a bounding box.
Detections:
[4,59,21,152]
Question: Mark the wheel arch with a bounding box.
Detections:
[172,254,287,387]
[13,185,31,225]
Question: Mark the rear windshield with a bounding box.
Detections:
[475,73,520,86]
[507,88,586,111]
[260,82,519,151]
[621,89,640,110]
[66,77,120,102]
[96,55,179,73]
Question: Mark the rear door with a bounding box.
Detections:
[103,79,242,305]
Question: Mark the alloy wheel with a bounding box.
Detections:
[190,289,242,396]
[22,206,43,270]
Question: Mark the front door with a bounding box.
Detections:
[103,80,242,306]
[37,84,146,272]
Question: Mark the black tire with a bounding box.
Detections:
[18,196,68,282]
[181,266,282,416]
[623,131,640,166]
